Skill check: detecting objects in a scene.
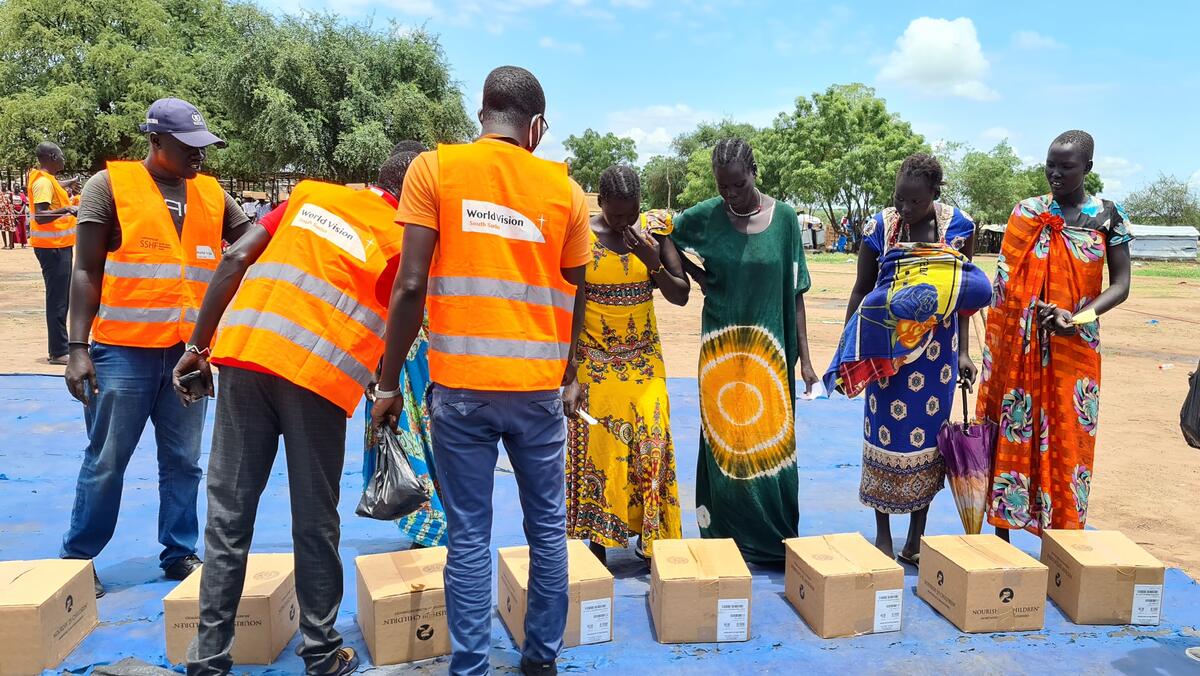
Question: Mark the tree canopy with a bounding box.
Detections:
[1124,174,1200,227]
[0,0,473,183]
[561,129,636,193]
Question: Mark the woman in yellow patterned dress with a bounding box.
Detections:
[564,165,690,563]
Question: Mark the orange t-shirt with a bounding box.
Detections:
[395,138,592,268]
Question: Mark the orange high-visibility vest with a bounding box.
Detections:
[428,140,575,391]
[92,161,225,348]
[27,168,76,248]
[211,180,399,416]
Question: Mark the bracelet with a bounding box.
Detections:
[67,341,90,349]
[373,385,402,399]
[185,344,211,358]
[648,263,666,276]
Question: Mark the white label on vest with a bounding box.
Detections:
[195,245,216,260]
[291,202,366,262]
[461,199,545,243]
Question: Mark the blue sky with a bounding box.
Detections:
[260,0,1200,199]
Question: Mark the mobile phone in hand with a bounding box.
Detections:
[179,370,206,402]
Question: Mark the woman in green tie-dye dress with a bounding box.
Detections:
[665,138,818,564]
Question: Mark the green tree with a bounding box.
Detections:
[561,128,636,193]
[210,14,474,182]
[641,154,686,209]
[670,120,763,210]
[770,83,927,227]
[1124,174,1200,226]
[957,141,1023,225]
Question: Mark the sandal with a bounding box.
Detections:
[896,550,920,567]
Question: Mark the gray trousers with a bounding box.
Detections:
[187,366,347,675]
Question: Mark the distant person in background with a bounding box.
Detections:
[978,130,1133,538]
[240,196,256,220]
[1,190,17,249]
[254,197,271,223]
[28,142,78,364]
[12,190,29,248]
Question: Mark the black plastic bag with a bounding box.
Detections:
[1182,362,1200,449]
[356,427,429,520]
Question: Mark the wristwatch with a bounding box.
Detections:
[372,385,402,399]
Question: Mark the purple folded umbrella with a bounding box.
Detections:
[937,385,997,534]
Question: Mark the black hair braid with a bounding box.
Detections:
[377,151,419,196]
[598,164,640,203]
[390,140,427,157]
[1051,130,1095,162]
[712,137,755,173]
[896,153,944,192]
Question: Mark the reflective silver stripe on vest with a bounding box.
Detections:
[429,276,574,313]
[104,260,183,280]
[30,228,76,239]
[244,262,385,337]
[184,308,199,323]
[428,332,570,361]
[184,266,215,283]
[222,308,373,385]
[97,306,186,323]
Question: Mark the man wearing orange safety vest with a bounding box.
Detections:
[172,152,417,676]
[28,142,78,364]
[370,66,591,676]
[63,98,251,599]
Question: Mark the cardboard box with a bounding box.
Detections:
[784,533,905,638]
[0,559,98,675]
[649,538,751,643]
[498,539,614,648]
[356,547,451,665]
[1041,530,1165,625]
[917,535,1047,633]
[163,553,298,665]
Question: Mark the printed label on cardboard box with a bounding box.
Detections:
[1132,584,1163,625]
[873,589,903,633]
[579,598,612,645]
[716,598,749,642]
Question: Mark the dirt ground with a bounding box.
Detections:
[2,248,1198,576]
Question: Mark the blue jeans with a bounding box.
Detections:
[61,342,206,569]
[430,385,569,676]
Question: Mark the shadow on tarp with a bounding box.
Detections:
[1,375,1197,675]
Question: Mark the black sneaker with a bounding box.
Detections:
[93,570,105,599]
[164,554,203,581]
[325,648,359,675]
[520,658,557,676]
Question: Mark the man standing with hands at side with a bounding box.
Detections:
[62,98,250,598]
[27,142,78,365]
[371,65,590,676]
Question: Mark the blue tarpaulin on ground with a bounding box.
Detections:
[1,374,1197,674]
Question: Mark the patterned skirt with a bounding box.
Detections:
[859,322,956,514]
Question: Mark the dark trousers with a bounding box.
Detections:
[34,245,71,358]
[187,367,347,676]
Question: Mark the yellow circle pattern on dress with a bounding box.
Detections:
[698,325,795,479]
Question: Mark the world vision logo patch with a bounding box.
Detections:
[461,200,544,243]
[292,202,366,262]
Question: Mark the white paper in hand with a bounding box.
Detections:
[799,380,828,401]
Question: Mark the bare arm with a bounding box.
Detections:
[33,202,75,224]
[376,224,438,394]
[562,264,587,383]
[1082,242,1131,317]
[652,235,690,306]
[957,230,979,388]
[187,224,272,349]
[795,293,818,395]
[844,241,879,323]
[678,255,707,295]
[63,219,113,404]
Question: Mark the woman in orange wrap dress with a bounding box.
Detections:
[977,130,1133,538]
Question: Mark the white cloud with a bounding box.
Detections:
[537,36,584,55]
[607,103,715,159]
[1188,170,1200,193]
[1092,156,1144,198]
[878,17,998,101]
[611,0,651,7]
[1012,30,1062,50]
[980,126,1013,144]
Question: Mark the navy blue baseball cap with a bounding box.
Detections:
[138,98,226,148]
